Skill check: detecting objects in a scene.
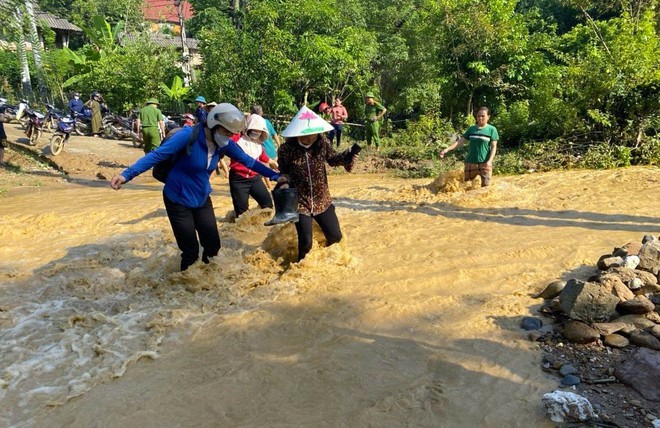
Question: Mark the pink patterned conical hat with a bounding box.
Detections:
[280,105,334,138]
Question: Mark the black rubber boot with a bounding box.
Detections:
[265,187,300,226]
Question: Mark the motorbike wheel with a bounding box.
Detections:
[45,118,57,133]
[19,117,29,130]
[103,125,115,139]
[29,129,41,146]
[50,134,65,155]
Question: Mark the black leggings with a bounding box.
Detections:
[164,194,220,271]
[229,171,273,217]
[294,204,342,261]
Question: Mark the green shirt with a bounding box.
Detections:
[139,104,162,127]
[463,124,499,163]
[364,102,385,121]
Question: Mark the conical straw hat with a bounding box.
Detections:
[280,105,334,138]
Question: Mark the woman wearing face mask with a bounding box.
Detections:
[228,114,279,217]
[110,103,281,271]
[276,106,360,262]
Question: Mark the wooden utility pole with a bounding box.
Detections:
[174,0,192,86]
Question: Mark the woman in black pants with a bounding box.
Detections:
[276,106,359,261]
[228,114,278,217]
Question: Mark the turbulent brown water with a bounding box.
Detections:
[1,167,658,427]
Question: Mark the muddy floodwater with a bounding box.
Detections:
[1,167,658,427]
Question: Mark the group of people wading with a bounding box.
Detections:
[110,95,499,271]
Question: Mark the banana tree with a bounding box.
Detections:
[61,16,123,89]
[159,76,191,101]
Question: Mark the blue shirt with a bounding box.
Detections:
[120,125,280,208]
[263,118,278,159]
[195,106,207,124]
[68,98,84,114]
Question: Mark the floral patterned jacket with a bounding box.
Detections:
[277,135,355,216]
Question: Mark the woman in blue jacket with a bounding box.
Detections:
[110,103,280,271]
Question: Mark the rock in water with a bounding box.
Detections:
[521,317,543,330]
[562,321,600,344]
[542,391,596,423]
[533,280,566,299]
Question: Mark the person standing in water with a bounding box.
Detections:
[110,103,281,271]
[228,114,278,217]
[439,106,499,187]
[276,106,360,261]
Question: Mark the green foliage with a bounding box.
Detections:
[0,50,22,96]
[160,76,191,101]
[381,113,456,162]
[634,137,660,165]
[580,144,632,169]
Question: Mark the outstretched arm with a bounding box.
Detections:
[439,137,467,158]
[222,140,280,180]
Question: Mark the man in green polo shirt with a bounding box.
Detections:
[364,92,387,150]
[439,106,499,187]
[137,98,165,153]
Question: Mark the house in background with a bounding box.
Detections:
[143,0,194,36]
[35,11,82,48]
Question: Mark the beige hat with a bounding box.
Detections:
[244,114,269,142]
[280,105,334,138]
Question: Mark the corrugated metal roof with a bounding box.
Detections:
[123,33,199,50]
[143,0,194,24]
[35,11,82,32]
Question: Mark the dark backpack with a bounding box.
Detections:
[152,125,201,183]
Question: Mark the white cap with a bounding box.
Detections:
[280,105,334,138]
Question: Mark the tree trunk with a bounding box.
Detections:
[10,8,34,98]
[24,0,48,101]
[176,0,192,85]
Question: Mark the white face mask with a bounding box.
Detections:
[213,130,231,147]
[247,130,262,141]
[74,96,79,100]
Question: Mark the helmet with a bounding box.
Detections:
[183,113,195,120]
[195,95,206,103]
[319,102,330,112]
[207,103,245,134]
[91,91,100,98]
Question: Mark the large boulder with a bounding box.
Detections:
[613,241,643,257]
[617,295,656,315]
[593,322,629,336]
[600,275,635,301]
[614,348,660,401]
[542,391,596,423]
[559,279,619,323]
[614,314,657,329]
[638,240,660,275]
[563,321,600,344]
[601,266,637,283]
[597,255,624,270]
[629,331,660,351]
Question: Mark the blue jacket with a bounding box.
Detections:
[195,106,207,124]
[68,98,84,114]
[121,125,280,208]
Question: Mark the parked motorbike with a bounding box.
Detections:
[44,104,66,133]
[24,108,46,145]
[16,99,31,129]
[0,99,30,126]
[103,113,142,142]
[73,109,92,136]
[49,116,75,155]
